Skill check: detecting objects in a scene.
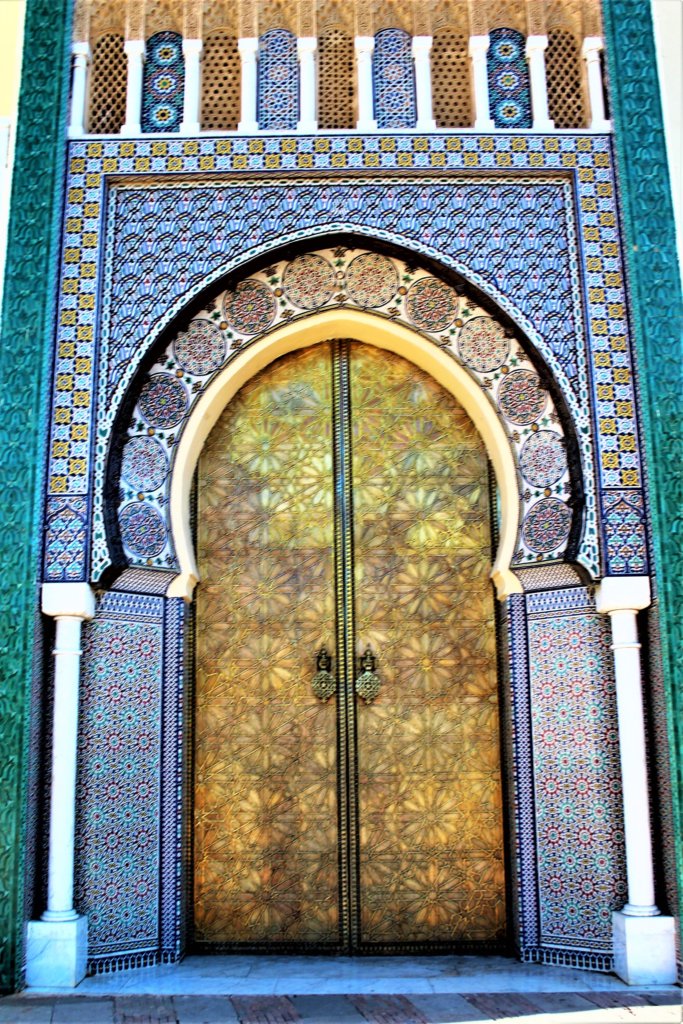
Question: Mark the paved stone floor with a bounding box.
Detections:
[2,957,680,1024]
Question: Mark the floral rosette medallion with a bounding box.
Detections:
[225,279,277,335]
[121,436,169,492]
[283,254,336,310]
[458,316,510,372]
[406,277,459,332]
[345,253,398,307]
[139,374,189,429]
[174,320,226,376]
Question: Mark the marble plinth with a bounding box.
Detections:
[613,911,676,985]
[25,915,88,988]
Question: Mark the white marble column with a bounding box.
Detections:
[238,37,259,133]
[26,583,96,989]
[355,36,377,132]
[180,38,203,135]
[582,35,611,131]
[525,34,554,131]
[68,42,91,138]
[297,36,318,132]
[469,34,494,131]
[121,39,145,136]
[596,577,676,985]
[412,35,436,131]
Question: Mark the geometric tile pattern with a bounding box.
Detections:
[373,29,417,129]
[257,30,299,131]
[45,133,645,586]
[75,592,164,959]
[102,176,582,400]
[601,490,649,575]
[43,494,88,581]
[488,29,532,129]
[141,33,184,134]
[527,587,627,951]
[114,246,580,574]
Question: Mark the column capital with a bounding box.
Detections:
[297,36,317,55]
[71,41,91,61]
[355,35,375,56]
[238,36,259,57]
[41,583,96,621]
[525,34,548,54]
[469,34,490,56]
[411,35,433,57]
[582,35,604,58]
[182,38,203,56]
[595,576,651,615]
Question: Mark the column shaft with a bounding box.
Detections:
[583,36,610,130]
[469,35,494,131]
[122,39,145,136]
[68,43,91,138]
[180,38,203,135]
[609,607,658,913]
[526,35,554,131]
[44,615,84,920]
[355,36,377,131]
[238,37,259,132]
[412,36,436,130]
[297,37,317,132]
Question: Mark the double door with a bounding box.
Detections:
[193,340,506,953]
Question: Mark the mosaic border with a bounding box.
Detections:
[525,586,627,953]
[44,133,647,588]
[603,0,683,920]
[0,0,73,991]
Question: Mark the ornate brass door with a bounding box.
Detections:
[193,341,506,953]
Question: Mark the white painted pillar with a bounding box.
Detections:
[582,35,611,131]
[26,583,96,989]
[412,35,436,131]
[238,37,259,133]
[180,38,203,135]
[596,577,676,985]
[297,36,318,132]
[121,39,145,136]
[355,36,377,132]
[469,35,495,131]
[68,42,91,138]
[525,34,554,131]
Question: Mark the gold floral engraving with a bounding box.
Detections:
[194,341,505,950]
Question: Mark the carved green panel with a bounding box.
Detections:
[602,0,683,917]
[0,0,72,992]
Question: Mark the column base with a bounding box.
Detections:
[179,121,201,135]
[237,121,259,133]
[416,119,437,131]
[613,911,676,985]
[356,119,378,132]
[120,123,142,137]
[474,118,495,131]
[591,118,612,132]
[532,119,555,131]
[297,120,318,133]
[26,916,88,988]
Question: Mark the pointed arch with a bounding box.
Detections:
[166,309,522,600]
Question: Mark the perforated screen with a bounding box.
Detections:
[88,33,127,134]
[432,29,473,128]
[201,30,241,131]
[546,29,587,129]
[318,27,355,129]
